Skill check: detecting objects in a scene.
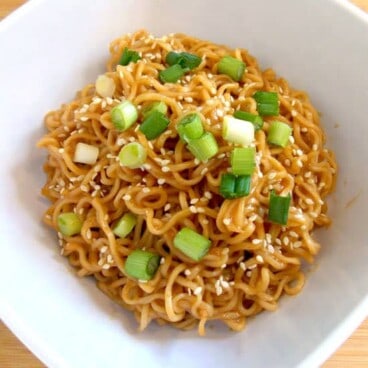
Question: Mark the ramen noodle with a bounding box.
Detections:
[37,30,337,335]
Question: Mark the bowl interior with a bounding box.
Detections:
[1,0,368,367]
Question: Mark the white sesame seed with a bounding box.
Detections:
[249,214,257,222]
[161,166,170,172]
[142,187,150,193]
[275,238,282,245]
[160,257,165,265]
[293,241,302,248]
[283,237,290,246]
[296,149,303,156]
[200,168,208,176]
[239,262,246,271]
[58,148,64,154]
[157,178,166,185]
[204,191,212,199]
[164,203,171,211]
[217,153,226,159]
[184,269,191,276]
[297,160,303,168]
[267,245,275,253]
[100,246,108,254]
[312,144,318,151]
[189,206,197,213]
[252,239,262,245]
[266,233,272,243]
[81,185,89,192]
[248,264,257,270]
[268,172,276,180]
[216,286,223,296]
[123,194,131,201]
[305,198,314,205]
[202,219,209,225]
[291,110,297,117]
[193,286,202,296]
[284,159,291,167]
[102,264,110,270]
[246,271,252,277]
[86,229,92,240]
[190,198,199,205]
[301,127,308,133]
[289,136,295,144]
[256,255,264,263]
[290,231,298,238]
[223,218,231,226]
[80,116,89,122]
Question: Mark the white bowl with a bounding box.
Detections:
[1,0,368,367]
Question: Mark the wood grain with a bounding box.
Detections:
[1,1,367,367]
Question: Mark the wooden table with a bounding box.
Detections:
[1,1,368,367]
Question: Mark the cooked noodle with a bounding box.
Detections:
[37,30,337,335]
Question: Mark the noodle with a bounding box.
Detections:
[37,30,337,335]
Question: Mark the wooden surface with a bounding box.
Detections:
[1,1,368,367]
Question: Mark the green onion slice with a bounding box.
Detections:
[119,47,141,66]
[234,175,251,197]
[159,64,187,83]
[187,132,219,162]
[57,212,83,237]
[118,142,147,169]
[253,91,279,116]
[219,173,237,199]
[222,115,255,146]
[177,113,204,142]
[217,56,246,82]
[268,190,291,225]
[141,101,168,119]
[231,147,256,175]
[267,121,292,147]
[166,51,202,70]
[139,110,170,140]
[233,110,263,131]
[125,249,161,280]
[174,227,211,261]
[113,213,137,238]
[111,101,138,131]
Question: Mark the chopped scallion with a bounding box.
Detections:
[222,115,255,146]
[187,132,219,161]
[110,100,138,131]
[159,64,186,83]
[217,56,245,82]
[166,51,202,70]
[231,147,256,175]
[118,142,147,169]
[233,110,263,131]
[125,249,161,280]
[253,91,279,116]
[177,113,204,142]
[119,47,141,66]
[234,175,251,197]
[113,213,137,238]
[174,227,211,261]
[219,173,237,199]
[268,191,291,225]
[141,101,168,119]
[57,212,83,237]
[139,110,170,140]
[267,121,292,147]
[73,142,99,165]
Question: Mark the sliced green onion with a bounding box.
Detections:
[268,190,291,225]
[57,212,83,237]
[73,142,99,165]
[125,249,161,280]
[159,64,186,83]
[111,101,138,131]
[139,110,170,140]
[222,115,255,146]
[219,173,237,199]
[174,227,211,261]
[219,173,252,199]
[113,213,137,238]
[166,51,202,70]
[118,142,147,169]
[217,56,245,82]
[253,91,279,116]
[119,47,141,66]
[267,121,292,147]
[141,101,168,119]
[231,147,256,175]
[233,110,263,131]
[177,113,204,142]
[187,132,219,161]
[235,175,251,197]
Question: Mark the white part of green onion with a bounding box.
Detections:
[222,115,255,146]
[113,213,137,238]
[118,142,147,169]
[73,142,99,165]
[95,75,116,98]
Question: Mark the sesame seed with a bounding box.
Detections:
[291,110,297,117]
[123,194,131,201]
[296,149,303,156]
[184,97,193,103]
[217,153,226,159]
[301,127,308,132]
[216,286,223,296]
[268,172,276,180]
[297,160,303,168]
[184,269,191,276]
[305,198,314,205]
[160,257,165,265]
[256,255,264,263]
[117,138,126,146]
[86,229,92,240]
[266,233,272,243]
[193,286,202,296]
[100,246,108,253]
[223,218,231,225]
[289,136,295,144]
[143,163,152,170]
[157,178,166,185]
[81,185,89,192]
[80,116,89,122]
[202,219,209,225]
[312,144,318,151]
[252,238,262,245]
[239,262,246,271]
[200,168,208,176]
[102,264,110,270]
[290,231,298,238]
[194,158,200,165]
[58,148,64,154]
[164,203,171,211]
[161,166,170,172]
[142,187,150,193]
[249,214,257,222]
[283,237,290,246]
[246,271,252,277]
[275,238,282,245]
[267,245,275,253]
[284,159,291,166]
[248,264,257,270]
[204,191,212,199]
[189,206,197,213]
[293,241,302,248]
